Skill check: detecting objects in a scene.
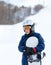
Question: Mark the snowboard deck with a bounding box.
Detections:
[26,36,42,65]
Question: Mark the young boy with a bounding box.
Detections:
[18,19,45,65]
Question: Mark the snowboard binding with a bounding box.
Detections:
[27,52,46,63]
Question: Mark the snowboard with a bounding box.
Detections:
[26,36,41,65]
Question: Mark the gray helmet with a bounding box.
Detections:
[23,20,34,26]
[23,19,35,32]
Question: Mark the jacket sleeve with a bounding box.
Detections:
[18,36,25,52]
[36,34,45,52]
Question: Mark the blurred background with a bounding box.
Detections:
[0,0,51,65]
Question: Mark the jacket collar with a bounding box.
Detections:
[25,31,34,37]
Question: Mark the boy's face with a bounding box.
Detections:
[23,26,30,34]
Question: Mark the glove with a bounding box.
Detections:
[26,47,34,55]
[23,47,34,56]
[33,48,37,54]
[23,47,30,55]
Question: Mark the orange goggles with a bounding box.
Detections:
[23,26,31,30]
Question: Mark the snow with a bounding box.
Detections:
[0,24,23,65]
[0,0,51,65]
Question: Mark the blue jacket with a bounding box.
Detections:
[18,32,45,65]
